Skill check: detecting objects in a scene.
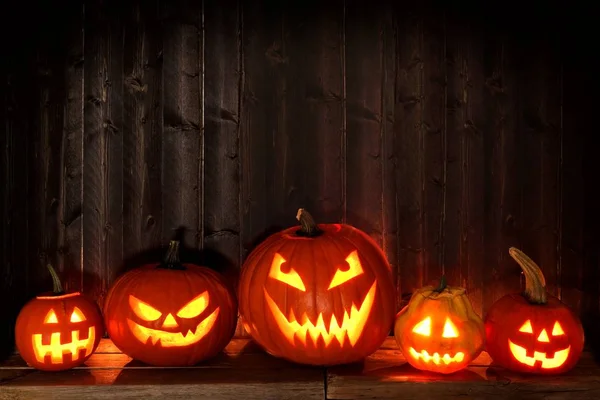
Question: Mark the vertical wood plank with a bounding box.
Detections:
[161,0,202,249]
[517,29,562,297]
[420,11,446,286]
[83,0,124,307]
[122,0,163,270]
[0,2,32,356]
[560,41,584,314]
[381,4,398,298]
[283,0,344,224]
[395,11,424,304]
[59,3,85,293]
[240,0,287,257]
[481,27,521,314]
[444,17,486,315]
[344,2,383,245]
[203,0,243,333]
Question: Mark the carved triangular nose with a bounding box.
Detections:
[537,328,550,342]
[162,313,178,328]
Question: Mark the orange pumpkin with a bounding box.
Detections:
[238,209,396,366]
[394,276,485,374]
[103,241,238,366]
[15,265,104,371]
[485,247,584,374]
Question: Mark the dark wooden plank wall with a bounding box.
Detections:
[1,0,597,355]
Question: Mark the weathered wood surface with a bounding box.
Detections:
[327,338,600,399]
[1,0,596,351]
[0,339,324,399]
[3,338,600,400]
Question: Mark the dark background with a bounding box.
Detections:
[1,0,598,359]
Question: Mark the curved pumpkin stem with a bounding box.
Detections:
[433,275,448,293]
[509,247,547,304]
[295,208,323,237]
[47,264,64,295]
[159,240,186,270]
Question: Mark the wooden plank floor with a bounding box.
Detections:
[2,338,600,399]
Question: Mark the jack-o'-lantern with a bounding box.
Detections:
[103,241,238,366]
[238,209,396,366]
[485,247,584,374]
[15,264,104,371]
[394,276,485,374]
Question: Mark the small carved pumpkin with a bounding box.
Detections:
[485,247,584,374]
[238,209,396,366]
[15,265,104,371]
[394,276,485,374]
[103,241,238,366]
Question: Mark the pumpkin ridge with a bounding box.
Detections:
[508,247,547,304]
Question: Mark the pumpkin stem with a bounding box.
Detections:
[295,208,323,237]
[47,264,64,295]
[509,247,547,304]
[159,240,186,270]
[433,275,447,293]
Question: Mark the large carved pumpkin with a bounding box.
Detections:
[103,241,238,366]
[15,265,104,371]
[485,247,584,374]
[238,209,396,366]
[394,276,485,374]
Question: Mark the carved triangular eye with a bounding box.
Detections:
[412,317,431,336]
[442,318,459,338]
[177,292,209,318]
[552,321,565,336]
[518,320,533,333]
[70,307,86,322]
[44,310,58,324]
[129,295,162,321]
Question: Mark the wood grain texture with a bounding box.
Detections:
[327,338,600,400]
[481,27,521,314]
[0,339,324,400]
[161,0,202,249]
[517,29,562,299]
[344,1,384,243]
[59,3,85,293]
[83,0,125,308]
[444,17,486,315]
[121,0,163,272]
[240,0,287,257]
[394,10,425,304]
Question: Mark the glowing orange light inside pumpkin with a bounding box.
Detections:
[127,293,219,347]
[519,320,533,333]
[45,310,58,324]
[269,253,306,291]
[552,321,565,336]
[508,320,571,369]
[265,281,377,348]
[412,317,431,336]
[442,318,459,338]
[70,307,86,323]
[33,308,96,364]
[328,250,364,289]
[408,348,465,365]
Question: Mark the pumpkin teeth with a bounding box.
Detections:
[32,327,95,364]
[126,307,220,348]
[508,339,571,369]
[264,281,377,348]
[408,347,465,365]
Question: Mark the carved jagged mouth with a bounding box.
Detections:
[409,348,465,365]
[32,327,95,364]
[264,281,377,348]
[126,308,220,348]
[508,339,570,369]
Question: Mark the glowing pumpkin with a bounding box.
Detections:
[15,265,104,371]
[485,247,584,374]
[103,241,238,366]
[394,276,485,374]
[238,208,396,366]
